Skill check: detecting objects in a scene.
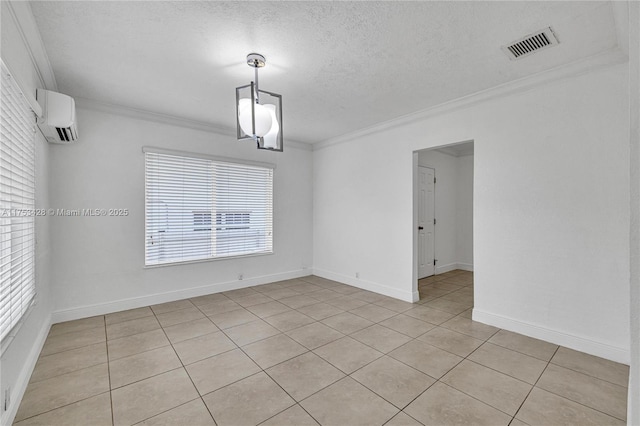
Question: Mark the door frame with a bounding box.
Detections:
[412,140,474,302]
[411,152,421,302]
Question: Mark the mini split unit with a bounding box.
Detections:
[36,89,78,143]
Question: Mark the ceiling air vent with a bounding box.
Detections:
[502,27,559,60]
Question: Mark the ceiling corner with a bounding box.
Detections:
[611,1,630,58]
[6,0,58,91]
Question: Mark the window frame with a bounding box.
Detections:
[142,147,276,268]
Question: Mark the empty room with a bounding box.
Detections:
[1,1,639,425]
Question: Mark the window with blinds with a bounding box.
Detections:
[144,150,274,266]
[0,62,36,343]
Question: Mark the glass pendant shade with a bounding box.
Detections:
[262,104,279,149]
[238,98,272,137]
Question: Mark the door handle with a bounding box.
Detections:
[418,226,424,230]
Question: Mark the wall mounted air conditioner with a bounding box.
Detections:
[36,89,78,143]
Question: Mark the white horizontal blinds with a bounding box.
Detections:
[145,151,273,266]
[145,153,214,265]
[213,162,273,257]
[0,63,36,342]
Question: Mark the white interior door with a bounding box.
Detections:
[418,166,435,278]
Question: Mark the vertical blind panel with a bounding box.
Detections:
[145,152,273,266]
[0,62,36,342]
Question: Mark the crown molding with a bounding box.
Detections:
[314,48,628,151]
[611,1,629,57]
[5,1,57,91]
[76,97,234,135]
[75,97,312,151]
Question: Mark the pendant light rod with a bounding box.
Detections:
[247,53,265,102]
[255,66,259,102]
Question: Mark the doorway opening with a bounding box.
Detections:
[413,140,474,308]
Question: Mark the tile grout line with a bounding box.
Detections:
[371,301,530,422]
[12,391,113,424]
[104,315,156,329]
[107,365,185,392]
[382,410,426,426]
[212,323,315,425]
[17,273,452,425]
[26,352,108,385]
[13,318,111,424]
[44,323,106,340]
[272,268,370,425]
[510,345,560,423]
[118,325,519,426]
[37,332,107,358]
[256,403,321,426]
[27,275,461,424]
[156,305,216,424]
[24,272,626,425]
[111,305,189,420]
[374,275,476,423]
[103,316,115,426]
[484,336,559,364]
[270,286,473,420]
[27,276,403,421]
[118,305,214,425]
[108,343,171,363]
[529,387,628,422]
[546,359,630,388]
[423,304,530,419]
[271,286,481,414]
[387,357,511,421]
[461,344,543,385]
[524,359,629,422]
[216,282,410,423]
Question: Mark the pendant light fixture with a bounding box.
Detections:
[236,53,283,152]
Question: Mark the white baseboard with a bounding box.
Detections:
[1,314,51,426]
[312,268,415,302]
[51,269,311,324]
[473,308,630,365]
[435,262,474,274]
[435,263,458,274]
[456,263,474,272]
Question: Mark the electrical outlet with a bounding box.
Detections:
[4,387,10,411]
[355,272,359,279]
[238,274,244,281]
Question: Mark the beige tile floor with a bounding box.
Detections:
[14,270,629,425]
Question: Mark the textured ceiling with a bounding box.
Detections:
[29,1,620,144]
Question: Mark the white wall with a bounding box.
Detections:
[627,1,639,423]
[49,107,313,320]
[417,150,473,273]
[0,2,53,424]
[456,155,473,269]
[313,63,630,363]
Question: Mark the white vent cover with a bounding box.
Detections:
[502,27,559,60]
